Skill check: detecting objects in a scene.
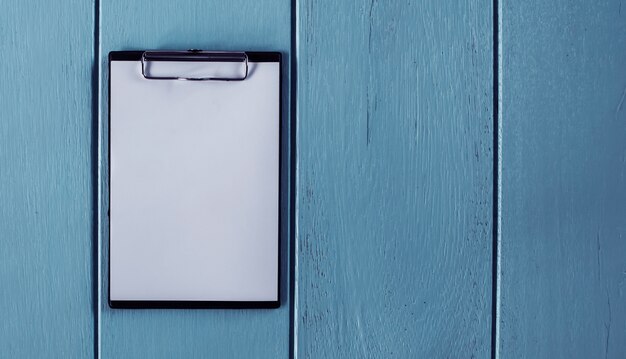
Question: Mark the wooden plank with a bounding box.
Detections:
[98,0,291,357]
[499,1,626,357]
[0,0,95,357]
[295,1,494,357]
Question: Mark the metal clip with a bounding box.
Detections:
[141,50,249,81]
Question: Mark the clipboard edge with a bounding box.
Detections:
[109,300,281,309]
[109,50,281,63]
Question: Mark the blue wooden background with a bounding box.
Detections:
[499,1,626,357]
[295,1,493,357]
[1,0,625,358]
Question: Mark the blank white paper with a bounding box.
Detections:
[109,60,279,302]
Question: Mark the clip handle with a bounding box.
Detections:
[141,50,249,81]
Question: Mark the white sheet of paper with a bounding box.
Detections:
[109,59,279,302]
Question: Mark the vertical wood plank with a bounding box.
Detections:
[500,1,626,357]
[98,1,291,358]
[0,0,95,357]
[295,1,494,357]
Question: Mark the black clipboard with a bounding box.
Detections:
[107,51,282,309]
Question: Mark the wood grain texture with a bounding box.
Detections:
[295,1,494,357]
[98,0,291,358]
[499,1,626,358]
[0,0,95,357]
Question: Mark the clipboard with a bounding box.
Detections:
[108,50,282,309]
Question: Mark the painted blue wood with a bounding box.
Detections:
[295,1,494,357]
[499,1,626,358]
[98,0,291,358]
[0,0,95,357]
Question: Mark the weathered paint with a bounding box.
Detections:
[98,0,291,358]
[0,0,95,357]
[295,1,494,357]
[499,0,626,357]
